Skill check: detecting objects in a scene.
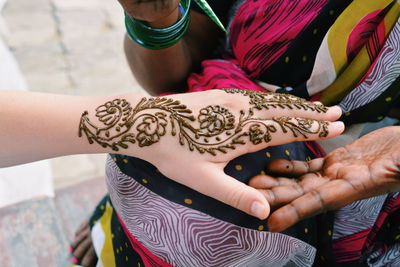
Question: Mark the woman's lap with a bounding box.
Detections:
[89,142,340,266]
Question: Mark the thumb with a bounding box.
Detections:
[198,165,270,219]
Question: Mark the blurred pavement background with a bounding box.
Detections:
[0,0,143,265]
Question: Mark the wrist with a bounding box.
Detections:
[78,93,148,155]
[147,7,181,28]
[124,0,190,50]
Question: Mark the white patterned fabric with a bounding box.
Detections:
[105,156,316,267]
[367,242,400,267]
[333,195,388,240]
[339,19,400,112]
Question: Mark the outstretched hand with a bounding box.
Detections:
[80,89,344,220]
[249,126,400,231]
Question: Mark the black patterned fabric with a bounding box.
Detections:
[190,0,237,26]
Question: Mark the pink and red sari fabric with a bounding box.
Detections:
[188,0,333,92]
[91,0,400,266]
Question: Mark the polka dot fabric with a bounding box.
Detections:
[87,0,400,265]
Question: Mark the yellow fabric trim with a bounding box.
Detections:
[99,203,116,267]
[327,0,394,74]
[320,45,370,105]
[384,2,400,34]
[321,1,399,105]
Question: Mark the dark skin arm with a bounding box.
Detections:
[120,0,223,95]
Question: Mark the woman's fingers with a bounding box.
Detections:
[267,179,361,232]
[266,158,325,177]
[71,226,90,249]
[72,231,92,262]
[74,219,89,237]
[80,245,97,267]
[221,89,341,123]
[249,175,297,188]
[244,118,344,154]
[249,175,297,206]
[261,105,342,122]
[249,173,329,209]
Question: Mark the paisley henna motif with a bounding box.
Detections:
[79,89,330,155]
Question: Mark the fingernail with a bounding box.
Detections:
[251,201,267,219]
[71,257,78,264]
[68,246,73,253]
[330,105,343,115]
[331,121,345,131]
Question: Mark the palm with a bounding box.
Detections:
[249,126,400,232]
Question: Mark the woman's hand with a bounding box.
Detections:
[79,89,344,219]
[249,126,400,231]
[118,0,180,27]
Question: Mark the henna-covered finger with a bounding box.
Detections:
[245,118,344,151]
[223,89,342,122]
[264,104,342,123]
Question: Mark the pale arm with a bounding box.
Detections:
[0,91,145,167]
[0,89,344,220]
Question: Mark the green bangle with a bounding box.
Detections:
[125,0,191,50]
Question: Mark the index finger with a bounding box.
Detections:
[224,89,343,122]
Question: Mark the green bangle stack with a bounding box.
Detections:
[125,0,226,50]
[125,0,191,50]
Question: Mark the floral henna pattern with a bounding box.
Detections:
[198,106,235,136]
[79,89,329,155]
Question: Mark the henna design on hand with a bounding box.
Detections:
[273,117,329,138]
[79,89,329,155]
[223,88,328,113]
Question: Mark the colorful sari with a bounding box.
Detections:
[88,0,400,266]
